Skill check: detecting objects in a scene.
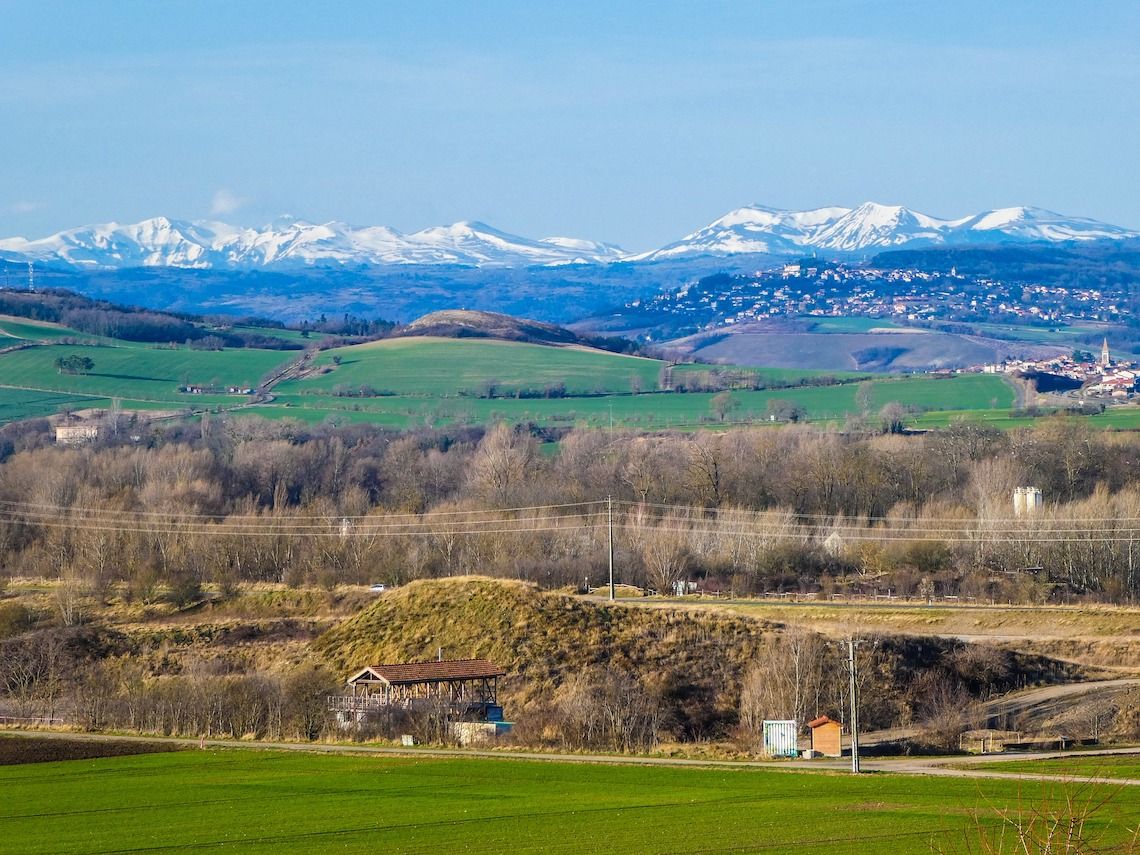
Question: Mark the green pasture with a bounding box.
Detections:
[805,316,903,333]
[977,754,1140,781]
[0,315,94,343]
[0,387,108,423]
[0,343,292,406]
[258,373,1014,431]
[231,324,314,344]
[964,321,1113,345]
[1,747,1136,854]
[669,361,861,384]
[280,337,664,396]
[910,404,1140,432]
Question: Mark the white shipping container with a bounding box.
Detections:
[762,720,799,758]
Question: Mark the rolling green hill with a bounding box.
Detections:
[0,314,97,343]
[0,302,1037,432]
[0,343,291,404]
[280,336,662,397]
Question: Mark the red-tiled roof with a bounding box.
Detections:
[808,716,837,728]
[349,659,505,686]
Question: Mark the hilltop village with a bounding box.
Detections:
[627,261,1132,337]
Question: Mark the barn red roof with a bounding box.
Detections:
[808,716,837,728]
[348,659,505,686]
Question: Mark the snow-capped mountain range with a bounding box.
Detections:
[1,203,1135,271]
[0,217,627,270]
[635,203,1140,261]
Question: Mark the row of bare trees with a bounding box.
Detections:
[2,415,1140,601]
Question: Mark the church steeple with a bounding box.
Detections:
[1100,337,1111,367]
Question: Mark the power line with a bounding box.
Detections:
[0,516,605,538]
[616,498,1140,525]
[0,508,599,532]
[0,497,604,521]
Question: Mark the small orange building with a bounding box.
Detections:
[808,715,842,757]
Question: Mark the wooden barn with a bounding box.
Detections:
[808,715,842,757]
[328,658,506,727]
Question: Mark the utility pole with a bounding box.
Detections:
[607,495,615,601]
[847,638,861,774]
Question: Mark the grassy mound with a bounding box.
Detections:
[401,309,583,345]
[316,577,1084,736]
[316,577,772,710]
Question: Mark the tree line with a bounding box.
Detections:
[2,414,1140,603]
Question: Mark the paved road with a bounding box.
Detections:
[4,728,1138,785]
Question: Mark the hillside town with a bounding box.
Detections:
[627,261,1133,337]
[981,338,1140,398]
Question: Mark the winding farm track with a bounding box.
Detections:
[3,728,1138,786]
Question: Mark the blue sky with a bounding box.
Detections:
[2,1,1138,250]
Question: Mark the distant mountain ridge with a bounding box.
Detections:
[0,216,627,269]
[1,203,1136,271]
[635,203,1140,260]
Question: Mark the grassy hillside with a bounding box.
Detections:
[315,577,1070,730]
[316,577,772,711]
[281,336,663,397]
[0,306,1061,432]
[401,309,586,345]
[0,314,97,343]
[0,343,290,403]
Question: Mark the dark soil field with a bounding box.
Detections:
[0,734,178,765]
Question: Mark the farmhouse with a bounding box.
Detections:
[327,658,506,727]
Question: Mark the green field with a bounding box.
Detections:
[0,324,1087,433]
[1,747,1136,854]
[281,337,664,397]
[0,342,294,415]
[268,368,1015,431]
[669,361,864,384]
[978,754,1140,781]
[231,324,315,344]
[806,316,903,333]
[0,386,109,421]
[0,315,95,343]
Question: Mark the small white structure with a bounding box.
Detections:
[54,423,100,445]
[762,719,799,758]
[1013,487,1043,517]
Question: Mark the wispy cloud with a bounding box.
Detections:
[210,188,247,217]
[8,200,43,215]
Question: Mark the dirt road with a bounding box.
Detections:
[3,728,1137,786]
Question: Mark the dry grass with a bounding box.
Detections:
[316,576,777,711]
[935,780,1140,854]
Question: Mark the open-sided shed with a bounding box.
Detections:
[328,658,506,725]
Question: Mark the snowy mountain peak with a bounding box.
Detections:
[635,202,1138,261]
[1,203,1135,271]
[0,217,628,269]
